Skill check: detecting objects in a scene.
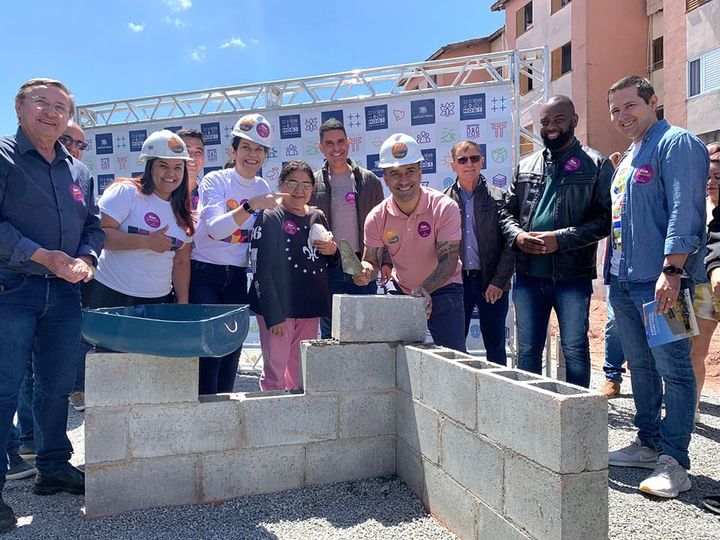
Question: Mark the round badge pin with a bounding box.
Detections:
[256,123,270,139]
[69,184,84,202]
[345,192,356,204]
[564,157,581,172]
[144,212,161,228]
[283,220,298,236]
[417,221,432,238]
[634,165,653,184]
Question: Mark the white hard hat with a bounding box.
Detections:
[378,133,424,168]
[139,130,191,163]
[231,113,273,148]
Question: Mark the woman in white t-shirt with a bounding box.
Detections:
[190,113,286,395]
[82,130,195,307]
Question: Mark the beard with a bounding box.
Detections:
[542,126,574,152]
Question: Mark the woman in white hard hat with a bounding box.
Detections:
[248,160,339,391]
[190,113,285,395]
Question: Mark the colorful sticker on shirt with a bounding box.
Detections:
[129,226,184,251]
[144,212,161,228]
[283,220,298,236]
[417,221,432,238]
[564,157,581,172]
[384,230,400,244]
[634,165,653,184]
[345,192,356,204]
[69,184,84,202]
[213,229,252,244]
[611,222,622,252]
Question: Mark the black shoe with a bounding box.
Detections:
[704,495,720,515]
[0,496,16,534]
[33,464,84,496]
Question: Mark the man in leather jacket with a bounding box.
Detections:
[499,95,612,387]
[444,140,514,364]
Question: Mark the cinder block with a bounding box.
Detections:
[86,352,198,407]
[85,455,199,517]
[476,370,607,473]
[130,401,241,458]
[440,420,503,511]
[421,349,478,429]
[331,295,426,342]
[396,345,427,398]
[396,437,425,498]
[504,455,608,540]
[339,391,396,438]
[302,342,395,394]
[85,407,128,464]
[241,394,338,447]
[396,392,439,464]
[424,460,478,540]
[201,445,305,502]
[476,500,533,540]
[306,436,395,484]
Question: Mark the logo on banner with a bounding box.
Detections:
[416,131,431,144]
[265,167,280,181]
[441,152,453,168]
[116,156,128,170]
[346,113,361,129]
[440,128,457,144]
[421,149,436,174]
[115,136,127,150]
[305,143,320,156]
[129,130,147,152]
[305,117,318,132]
[97,174,114,195]
[366,154,382,177]
[492,147,508,163]
[440,102,455,117]
[164,125,182,133]
[321,110,343,126]
[201,122,221,145]
[443,177,454,188]
[466,124,481,140]
[267,146,278,159]
[492,174,508,188]
[392,109,406,122]
[365,105,388,131]
[411,99,435,126]
[100,158,110,170]
[279,115,301,139]
[349,137,362,153]
[223,126,233,140]
[490,96,508,112]
[285,144,299,157]
[205,149,217,162]
[460,93,486,121]
[95,133,113,155]
[491,121,507,138]
[371,138,384,149]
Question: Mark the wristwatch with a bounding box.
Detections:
[241,201,254,214]
[662,265,684,276]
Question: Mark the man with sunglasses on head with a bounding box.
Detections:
[0,78,103,533]
[443,140,514,364]
[499,95,613,388]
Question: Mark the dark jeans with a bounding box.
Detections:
[0,272,82,490]
[189,261,248,394]
[16,363,35,451]
[603,286,626,382]
[462,271,509,365]
[512,274,592,387]
[320,263,377,339]
[427,283,466,353]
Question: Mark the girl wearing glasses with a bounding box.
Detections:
[249,160,339,391]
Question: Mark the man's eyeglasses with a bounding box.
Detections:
[29,96,70,117]
[455,155,482,165]
[283,180,314,191]
[59,135,89,151]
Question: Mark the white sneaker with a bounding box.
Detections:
[639,455,692,498]
[608,437,660,469]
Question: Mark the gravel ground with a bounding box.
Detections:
[3,368,720,539]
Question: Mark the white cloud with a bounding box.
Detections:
[163,16,186,28]
[191,45,207,62]
[220,37,247,49]
[165,0,191,11]
[128,22,145,32]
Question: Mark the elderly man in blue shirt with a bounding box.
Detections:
[0,78,103,532]
[606,75,709,499]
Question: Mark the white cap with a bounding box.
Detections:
[139,130,191,163]
[231,113,273,148]
[378,133,424,168]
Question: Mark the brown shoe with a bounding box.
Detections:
[599,380,621,398]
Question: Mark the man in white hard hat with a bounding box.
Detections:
[353,133,465,351]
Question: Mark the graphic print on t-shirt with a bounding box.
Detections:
[127,226,184,251]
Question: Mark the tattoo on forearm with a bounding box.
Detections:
[422,241,460,293]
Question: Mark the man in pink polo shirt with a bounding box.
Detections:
[353,133,465,351]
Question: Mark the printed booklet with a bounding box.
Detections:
[642,288,699,348]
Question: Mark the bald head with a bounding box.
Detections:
[541,95,576,117]
[539,95,578,153]
[60,120,86,160]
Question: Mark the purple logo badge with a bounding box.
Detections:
[144,212,161,228]
[564,157,581,172]
[283,220,298,236]
[345,192,356,204]
[256,123,270,139]
[69,184,84,202]
[417,221,432,238]
[634,165,654,184]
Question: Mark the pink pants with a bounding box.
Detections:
[257,315,319,391]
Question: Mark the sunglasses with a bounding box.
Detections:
[456,155,482,165]
[59,135,90,151]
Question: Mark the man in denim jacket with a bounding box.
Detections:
[606,75,709,499]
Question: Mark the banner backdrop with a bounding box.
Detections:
[82,86,514,197]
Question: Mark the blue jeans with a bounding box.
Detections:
[608,276,696,469]
[0,272,81,490]
[603,286,626,382]
[513,274,592,387]
[427,283,466,353]
[16,362,35,451]
[462,271,509,365]
[320,263,377,339]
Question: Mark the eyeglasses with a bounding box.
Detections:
[284,180,314,191]
[29,96,70,117]
[59,135,89,151]
[456,155,482,165]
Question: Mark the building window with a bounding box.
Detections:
[651,37,663,71]
[688,47,720,98]
[516,2,533,37]
[551,43,572,80]
[686,0,711,13]
[551,0,570,14]
[520,69,534,95]
[655,106,664,121]
[520,124,535,157]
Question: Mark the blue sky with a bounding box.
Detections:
[0,0,504,134]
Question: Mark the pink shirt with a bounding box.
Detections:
[365,187,463,293]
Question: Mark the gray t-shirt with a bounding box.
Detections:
[329,170,360,252]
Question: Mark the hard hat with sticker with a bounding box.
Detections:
[232,113,273,148]
[378,133,423,168]
[139,130,191,163]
